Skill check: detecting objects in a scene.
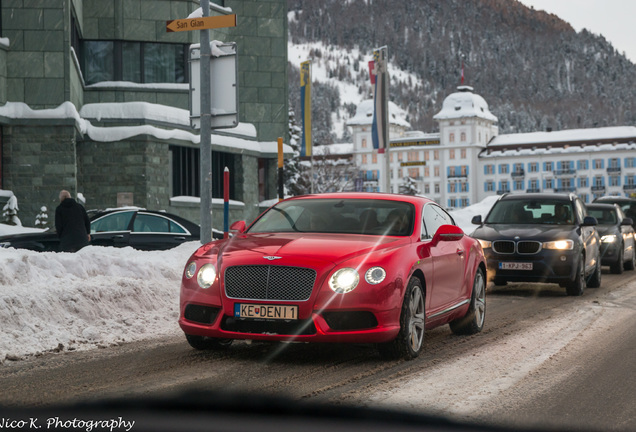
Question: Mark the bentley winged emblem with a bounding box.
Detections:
[263,256,282,261]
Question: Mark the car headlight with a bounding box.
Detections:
[196,263,217,289]
[543,239,574,250]
[329,268,360,293]
[477,239,491,249]
[365,267,386,284]
[185,262,197,279]
[601,234,617,243]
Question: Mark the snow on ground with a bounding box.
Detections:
[0,242,200,363]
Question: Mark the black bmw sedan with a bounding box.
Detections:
[470,193,601,296]
[0,209,209,252]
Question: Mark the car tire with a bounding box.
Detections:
[587,258,602,288]
[610,245,624,274]
[185,334,233,350]
[566,255,586,296]
[625,248,636,271]
[450,268,486,335]
[378,277,425,360]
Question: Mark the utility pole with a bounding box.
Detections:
[200,0,212,244]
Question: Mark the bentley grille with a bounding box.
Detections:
[224,265,316,301]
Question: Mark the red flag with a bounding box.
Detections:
[368,60,376,84]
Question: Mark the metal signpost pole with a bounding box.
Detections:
[200,0,212,244]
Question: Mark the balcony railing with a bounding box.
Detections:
[554,186,576,193]
[623,184,636,192]
[511,170,525,178]
[526,188,541,193]
[553,169,577,177]
[448,173,468,178]
[607,167,622,175]
[591,185,606,192]
[496,189,510,195]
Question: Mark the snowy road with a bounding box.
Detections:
[1,268,635,431]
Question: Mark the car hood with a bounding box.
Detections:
[195,233,409,266]
[594,225,618,236]
[471,224,580,241]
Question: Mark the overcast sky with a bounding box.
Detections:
[517,0,636,63]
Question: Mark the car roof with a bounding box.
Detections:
[281,192,435,206]
[498,192,574,202]
[586,203,618,210]
[593,196,636,203]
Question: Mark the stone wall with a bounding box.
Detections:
[1,122,80,223]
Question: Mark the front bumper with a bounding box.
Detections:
[484,249,579,284]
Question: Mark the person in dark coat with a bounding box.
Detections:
[55,190,91,252]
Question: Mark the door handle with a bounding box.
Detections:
[111,235,125,239]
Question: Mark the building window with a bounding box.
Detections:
[449,183,456,193]
[362,154,367,164]
[424,167,429,177]
[578,160,589,170]
[361,138,367,148]
[460,132,466,142]
[461,148,466,159]
[626,158,635,168]
[580,177,588,188]
[546,178,553,189]
[434,166,440,177]
[500,164,509,174]
[398,152,403,161]
[449,133,455,143]
[372,153,377,164]
[170,146,235,199]
[529,162,538,173]
[609,158,620,169]
[610,176,620,187]
[485,164,494,175]
[434,183,440,193]
[82,40,188,85]
[424,151,429,161]
[434,150,439,160]
[545,161,553,172]
[449,149,455,160]
[593,159,603,169]
[485,181,494,192]
[424,184,430,194]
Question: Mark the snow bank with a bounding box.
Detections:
[0,242,200,362]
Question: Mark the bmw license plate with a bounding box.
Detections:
[234,303,298,320]
[499,262,533,270]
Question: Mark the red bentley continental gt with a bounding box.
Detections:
[179,193,487,359]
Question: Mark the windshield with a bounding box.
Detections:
[485,199,574,225]
[248,199,415,236]
[588,208,617,225]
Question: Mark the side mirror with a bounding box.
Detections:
[432,224,465,245]
[230,220,247,233]
[582,216,597,227]
[471,215,483,225]
[621,218,634,226]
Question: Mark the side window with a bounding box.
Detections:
[422,204,454,240]
[133,214,171,233]
[90,211,134,233]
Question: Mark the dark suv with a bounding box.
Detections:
[593,196,636,229]
[471,193,601,296]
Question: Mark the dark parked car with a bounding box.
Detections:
[0,209,206,252]
[593,196,636,229]
[470,193,601,296]
[586,203,636,274]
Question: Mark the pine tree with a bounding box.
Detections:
[284,108,311,196]
[2,195,22,226]
[35,206,49,229]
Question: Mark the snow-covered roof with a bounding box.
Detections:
[433,86,498,122]
[0,101,283,156]
[346,99,411,128]
[488,126,636,147]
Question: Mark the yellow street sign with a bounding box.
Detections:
[166,14,237,33]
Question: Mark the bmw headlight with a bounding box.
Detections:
[197,263,217,289]
[543,239,574,250]
[185,262,197,279]
[477,239,491,249]
[365,267,386,284]
[329,268,360,293]
[601,234,617,243]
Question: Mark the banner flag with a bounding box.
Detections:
[300,61,312,157]
[371,47,388,152]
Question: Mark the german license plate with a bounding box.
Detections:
[234,303,298,320]
[499,262,533,270]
